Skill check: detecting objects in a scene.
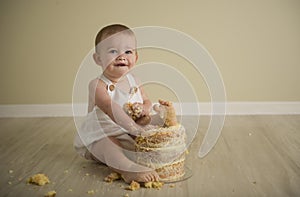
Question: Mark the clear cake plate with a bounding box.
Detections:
[163,166,193,183]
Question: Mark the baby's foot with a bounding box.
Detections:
[122,170,159,183]
[158,99,178,127]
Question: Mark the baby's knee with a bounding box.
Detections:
[95,137,122,149]
[108,136,122,146]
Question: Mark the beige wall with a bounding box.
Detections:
[0,0,299,104]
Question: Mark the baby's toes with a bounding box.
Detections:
[144,175,151,182]
[153,173,160,182]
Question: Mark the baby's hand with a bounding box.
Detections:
[124,102,151,126]
[153,103,166,119]
[132,102,151,125]
[132,102,151,117]
[123,102,143,121]
[131,102,144,117]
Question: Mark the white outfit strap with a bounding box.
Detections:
[98,74,143,107]
[126,73,137,87]
[98,74,115,95]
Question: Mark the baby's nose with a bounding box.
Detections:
[117,55,126,61]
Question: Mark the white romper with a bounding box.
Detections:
[74,73,144,159]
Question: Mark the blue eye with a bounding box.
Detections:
[109,49,118,54]
[125,50,133,54]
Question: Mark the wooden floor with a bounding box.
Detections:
[0,115,299,197]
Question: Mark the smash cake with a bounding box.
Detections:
[135,124,186,181]
[124,100,187,181]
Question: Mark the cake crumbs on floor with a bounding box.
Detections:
[144,181,164,189]
[87,190,95,195]
[169,184,175,188]
[104,172,122,183]
[126,181,140,191]
[44,190,56,197]
[27,174,50,186]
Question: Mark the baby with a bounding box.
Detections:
[74,24,174,183]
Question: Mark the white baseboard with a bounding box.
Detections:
[0,102,300,117]
[0,104,76,118]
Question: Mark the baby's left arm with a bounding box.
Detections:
[131,74,152,116]
[139,86,152,116]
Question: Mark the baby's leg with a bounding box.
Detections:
[90,137,159,183]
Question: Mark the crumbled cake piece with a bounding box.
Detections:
[87,190,95,195]
[152,181,164,189]
[144,182,152,188]
[104,172,121,182]
[44,190,56,197]
[126,181,140,191]
[124,194,129,197]
[169,184,175,188]
[144,181,164,189]
[28,174,50,186]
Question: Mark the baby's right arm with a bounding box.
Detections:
[94,79,143,136]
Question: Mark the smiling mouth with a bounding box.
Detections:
[115,63,127,67]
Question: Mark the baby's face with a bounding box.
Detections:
[97,32,138,78]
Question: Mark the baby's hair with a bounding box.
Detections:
[95,24,136,53]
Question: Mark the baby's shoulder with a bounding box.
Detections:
[88,78,106,92]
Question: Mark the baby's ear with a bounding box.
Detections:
[135,51,139,62]
[93,53,102,66]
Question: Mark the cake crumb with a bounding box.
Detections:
[67,188,73,192]
[144,182,152,188]
[8,181,12,185]
[104,172,121,182]
[28,174,50,186]
[44,190,56,197]
[124,193,129,197]
[9,170,14,174]
[169,184,175,188]
[144,181,164,189]
[87,190,95,195]
[126,181,140,191]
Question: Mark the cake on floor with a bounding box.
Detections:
[135,100,187,181]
